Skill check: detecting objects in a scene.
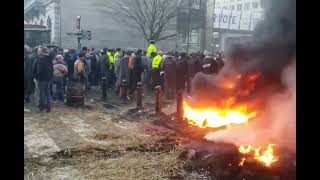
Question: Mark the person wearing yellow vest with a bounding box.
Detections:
[106,49,116,89]
[151,51,163,89]
[114,48,121,59]
[147,40,157,57]
[152,52,163,69]
[106,49,115,68]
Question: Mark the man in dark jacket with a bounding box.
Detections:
[66,49,77,79]
[118,51,130,96]
[89,48,99,86]
[100,49,110,99]
[134,49,144,83]
[186,53,202,93]
[161,51,176,99]
[33,47,53,112]
[24,49,37,103]
[176,53,188,92]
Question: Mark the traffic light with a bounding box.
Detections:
[87,31,92,40]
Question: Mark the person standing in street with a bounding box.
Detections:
[33,47,53,112]
[146,40,157,57]
[151,51,163,90]
[99,49,110,100]
[106,49,116,89]
[24,48,36,103]
[176,52,188,92]
[52,54,68,102]
[118,51,130,97]
[128,51,137,98]
[161,51,176,99]
[114,50,123,95]
[74,52,89,94]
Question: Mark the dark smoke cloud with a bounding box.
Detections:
[229,0,296,79]
[195,0,296,152]
[190,0,296,103]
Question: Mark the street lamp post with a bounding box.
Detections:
[212,0,215,52]
[186,0,191,53]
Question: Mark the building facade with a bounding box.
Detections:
[24,0,61,45]
[215,0,264,11]
[24,0,177,50]
[207,0,265,53]
[176,0,265,53]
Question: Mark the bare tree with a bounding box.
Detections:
[98,0,184,43]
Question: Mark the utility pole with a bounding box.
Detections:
[67,16,92,50]
[186,0,191,53]
[76,16,81,50]
[77,35,81,50]
[58,0,62,47]
[212,0,215,52]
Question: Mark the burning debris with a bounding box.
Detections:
[176,0,296,175]
[238,144,278,167]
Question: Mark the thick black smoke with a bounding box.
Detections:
[229,0,296,78]
[200,0,296,152]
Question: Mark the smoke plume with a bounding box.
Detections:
[190,0,296,152]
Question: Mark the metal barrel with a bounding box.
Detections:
[66,80,85,106]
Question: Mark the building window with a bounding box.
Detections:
[244,2,250,10]
[252,2,258,9]
[237,4,242,11]
[192,0,201,10]
[230,5,235,10]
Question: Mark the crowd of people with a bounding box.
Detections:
[24,40,225,113]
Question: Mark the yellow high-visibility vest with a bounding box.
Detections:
[107,52,114,64]
[152,55,162,69]
[147,44,157,57]
[114,51,119,59]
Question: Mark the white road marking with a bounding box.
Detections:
[24,118,60,156]
[60,116,110,145]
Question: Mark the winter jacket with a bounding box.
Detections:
[152,55,163,69]
[25,53,36,80]
[134,55,144,76]
[53,60,68,77]
[118,55,130,84]
[128,54,136,70]
[147,44,157,57]
[33,55,53,81]
[141,55,148,69]
[99,54,110,78]
[115,56,121,78]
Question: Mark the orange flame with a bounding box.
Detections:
[238,144,278,167]
[239,158,246,166]
[183,101,256,128]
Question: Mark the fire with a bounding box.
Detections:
[239,158,246,166]
[238,144,278,167]
[183,101,256,128]
[239,145,252,154]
